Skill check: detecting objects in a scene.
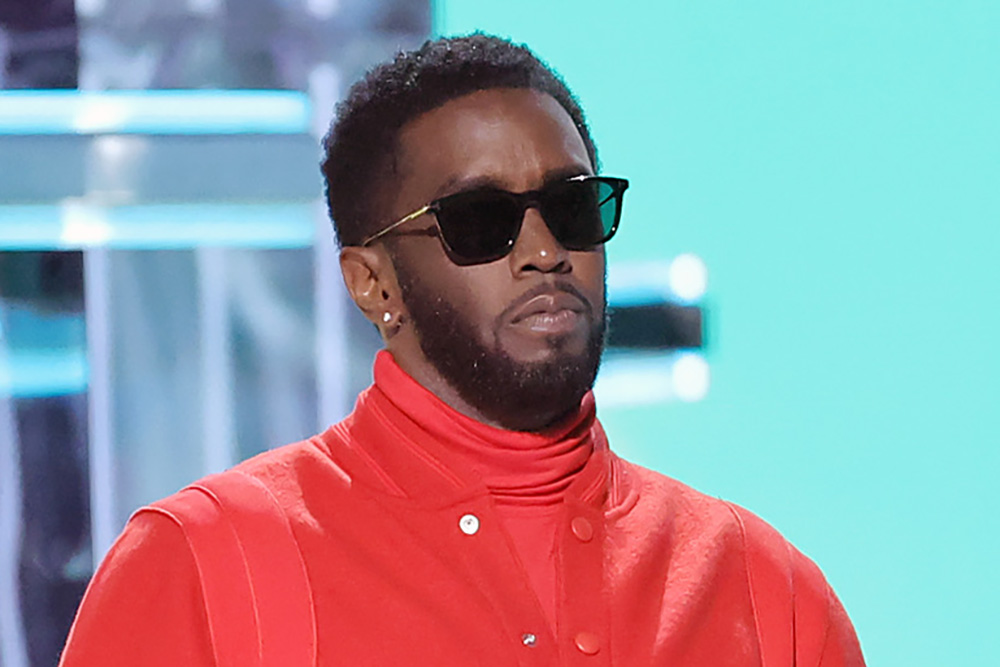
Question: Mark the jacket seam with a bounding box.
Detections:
[136,505,224,666]
[722,501,765,662]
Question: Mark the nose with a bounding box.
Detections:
[508,207,571,275]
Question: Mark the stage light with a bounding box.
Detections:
[0,91,311,135]
[60,201,112,248]
[668,253,708,302]
[671,353,710,402]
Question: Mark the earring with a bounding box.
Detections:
[383,312,392,323]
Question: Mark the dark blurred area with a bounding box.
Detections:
[0,0,79,89]
[608,303,703,350]
[1,2,87,666]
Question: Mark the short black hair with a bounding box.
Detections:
[321,33,599,247]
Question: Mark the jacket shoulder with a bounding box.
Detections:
[59,504,215,664]
[615,458,863,664]
[140,441,320,664]
[149,435,345,527]
[618,459,828,592]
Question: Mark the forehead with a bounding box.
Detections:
[392,88,592,203]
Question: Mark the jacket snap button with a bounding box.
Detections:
[459,514,480,535]
[574,631,601,655]
[571,516,594,542]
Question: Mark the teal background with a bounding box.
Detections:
[438,2,999,664]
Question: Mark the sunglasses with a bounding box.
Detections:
[360,175,630,266]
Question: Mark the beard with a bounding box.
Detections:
[392,260,606,432]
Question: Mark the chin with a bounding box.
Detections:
[500,330,592,366]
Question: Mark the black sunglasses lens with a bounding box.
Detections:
[435,191,521,264]
[541,179,621,250]
[433,178,625,264]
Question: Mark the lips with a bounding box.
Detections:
[511,291,585,323]
[507,286,590,336]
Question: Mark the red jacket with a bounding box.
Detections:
[60,356,864,666]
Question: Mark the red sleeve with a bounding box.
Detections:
[58,512,215,666]
[790,546,866,666]
[728,501,865,666]
[817,583,866,667]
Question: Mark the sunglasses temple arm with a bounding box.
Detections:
[361,205,433,246]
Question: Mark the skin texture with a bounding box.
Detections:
[340,88,606,431]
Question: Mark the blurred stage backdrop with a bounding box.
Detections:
[0,1,997,665]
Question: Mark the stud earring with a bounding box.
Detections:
[383,312,392,323]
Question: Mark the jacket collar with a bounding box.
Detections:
[320,352,629,514]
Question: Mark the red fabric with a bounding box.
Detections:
[365,350,596,628]
[60,353,865,666]
[369,351,594,503]
[129,473,318,666]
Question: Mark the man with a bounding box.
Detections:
[60,34,864,665]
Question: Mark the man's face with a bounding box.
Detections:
[384,88,607,431]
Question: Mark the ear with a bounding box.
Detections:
[340,245,404,330]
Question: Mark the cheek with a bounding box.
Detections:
[413,262,508,334]
[453,267,511,336]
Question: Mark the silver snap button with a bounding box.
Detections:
[459,513,480,535]
[521,633,537,647]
